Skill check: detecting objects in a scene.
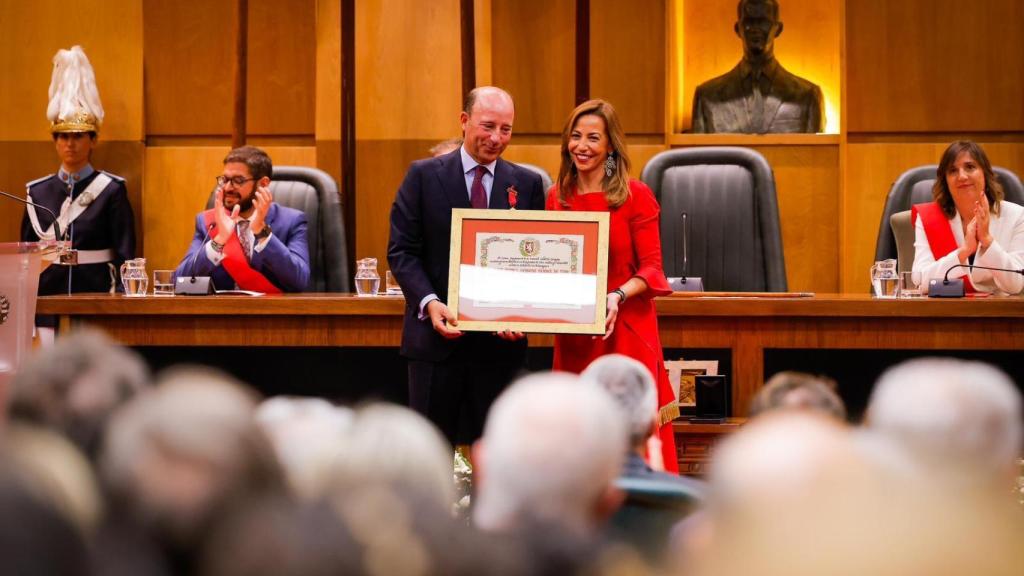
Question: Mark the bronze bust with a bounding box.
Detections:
[692,0,824,134]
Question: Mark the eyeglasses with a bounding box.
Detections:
[215,175,256,187]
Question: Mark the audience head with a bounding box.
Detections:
[748,370,846,421]
[327,402,455,512]
[557,98,631,208]
[9,327,150,459]
[429,137,463,157]
[100,366,283,551]
[473,371,627,537]
[460,86,514,165]
[933,140,1004,218]
[581,354,657,451]
[0,465,91,576]
[255,397,353,501]
[866,357,1022,486]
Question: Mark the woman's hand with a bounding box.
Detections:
[959,216,979,263]
[603,291,621,340]
[975,194,993,249]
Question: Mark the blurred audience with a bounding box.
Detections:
[583,354,705,492]
[256,396,353,500]
[98,366,284,574]
[748,370,846,421]
[9,327,150,459]
[474,372,626,537]
[865,357,1022,488]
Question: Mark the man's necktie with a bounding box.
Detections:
[750,80,765,133]
[471,165,488,209]
[236,220,252,260]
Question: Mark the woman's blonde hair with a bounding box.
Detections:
[556,99,631,208]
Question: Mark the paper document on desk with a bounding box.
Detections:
[214,289,265,296]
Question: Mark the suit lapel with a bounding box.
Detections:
[436,150,472,209]
[490,159,514,209]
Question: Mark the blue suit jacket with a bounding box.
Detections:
[387,150,546,360]
[174,203,310,292]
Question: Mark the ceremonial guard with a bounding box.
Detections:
[21,46,136,340]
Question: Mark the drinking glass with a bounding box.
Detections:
[385,270,403,295]
[153,270,175,296]
[897,271,922,298]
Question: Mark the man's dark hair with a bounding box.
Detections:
[224,146,273,181]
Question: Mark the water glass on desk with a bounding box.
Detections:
[354,257,380,296]
[870,259,898,299]
[153,270,175,296]
[897,271,922,299]
[120,258,148,297]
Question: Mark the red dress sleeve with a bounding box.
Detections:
[627,180,672,297]
[545,185,561,210]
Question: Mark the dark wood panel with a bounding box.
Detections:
[590,0,665,134]
[847,0,1024,132]
[491,0,576,134]
[248,0,316,135]
[143,0,234,136]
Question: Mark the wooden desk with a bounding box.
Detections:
[37,293,1024,414]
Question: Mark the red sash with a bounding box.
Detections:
[202,210,282,294]
[911,202,977,293]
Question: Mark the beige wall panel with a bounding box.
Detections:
[491,0,575,134]
[355,140,438,272]
[591,0,665,134]
[756,145,839,292]
[842,141,1024,293]
[0,141,144,250]
[680,0,841,133]
[502,145,562,188]
[247,0,316,136]
[0,0,143,141]
[847,0,1024,133]
[316,0,342,140]
[474,0,494,86]
[144,0,234,136]
[356,0,462,140]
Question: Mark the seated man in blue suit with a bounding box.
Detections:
[175,146,310,293]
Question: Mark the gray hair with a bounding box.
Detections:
[9,327,150,459]
[473,372,626,535]
[327,402,455,511]
[867,358,1022,482]
[581,354,656,447]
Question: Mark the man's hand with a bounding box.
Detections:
[426,299,462,339]
[250,184,273,235]
[496,329,525,341]
[213,187,240,245]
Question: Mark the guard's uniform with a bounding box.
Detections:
[22,166,136,296]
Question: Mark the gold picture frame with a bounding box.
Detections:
[447,208,609,334]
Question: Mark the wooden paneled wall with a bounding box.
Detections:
[3,0,1022,296]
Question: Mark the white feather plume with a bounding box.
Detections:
[46,46,104,126]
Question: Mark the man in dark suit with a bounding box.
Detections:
[692,0,824,134]
[175,146,310,293]
[387,86,545,445]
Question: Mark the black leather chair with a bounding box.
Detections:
[873,165,1024,265]
[607,476,704,563]
[641,147,787,291]
[207,166,350,292]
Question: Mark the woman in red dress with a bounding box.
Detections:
[546,99,679,473]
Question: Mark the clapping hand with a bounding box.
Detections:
[251,184,273,235]
[213,186,241,244]
[975,192,993,249]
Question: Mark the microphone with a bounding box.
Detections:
[669,210,704,292]
[0,189,64,241]
[174,222,216,295]
[927,263,1024,297]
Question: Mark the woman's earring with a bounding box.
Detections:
[605,152,616,177]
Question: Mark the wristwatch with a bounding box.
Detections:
[254,224,272,241]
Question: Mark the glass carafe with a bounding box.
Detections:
[870,259,898,299]
[354,257,381,296]
[120,258,148,297]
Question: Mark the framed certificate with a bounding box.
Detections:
[447,208,609,334]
